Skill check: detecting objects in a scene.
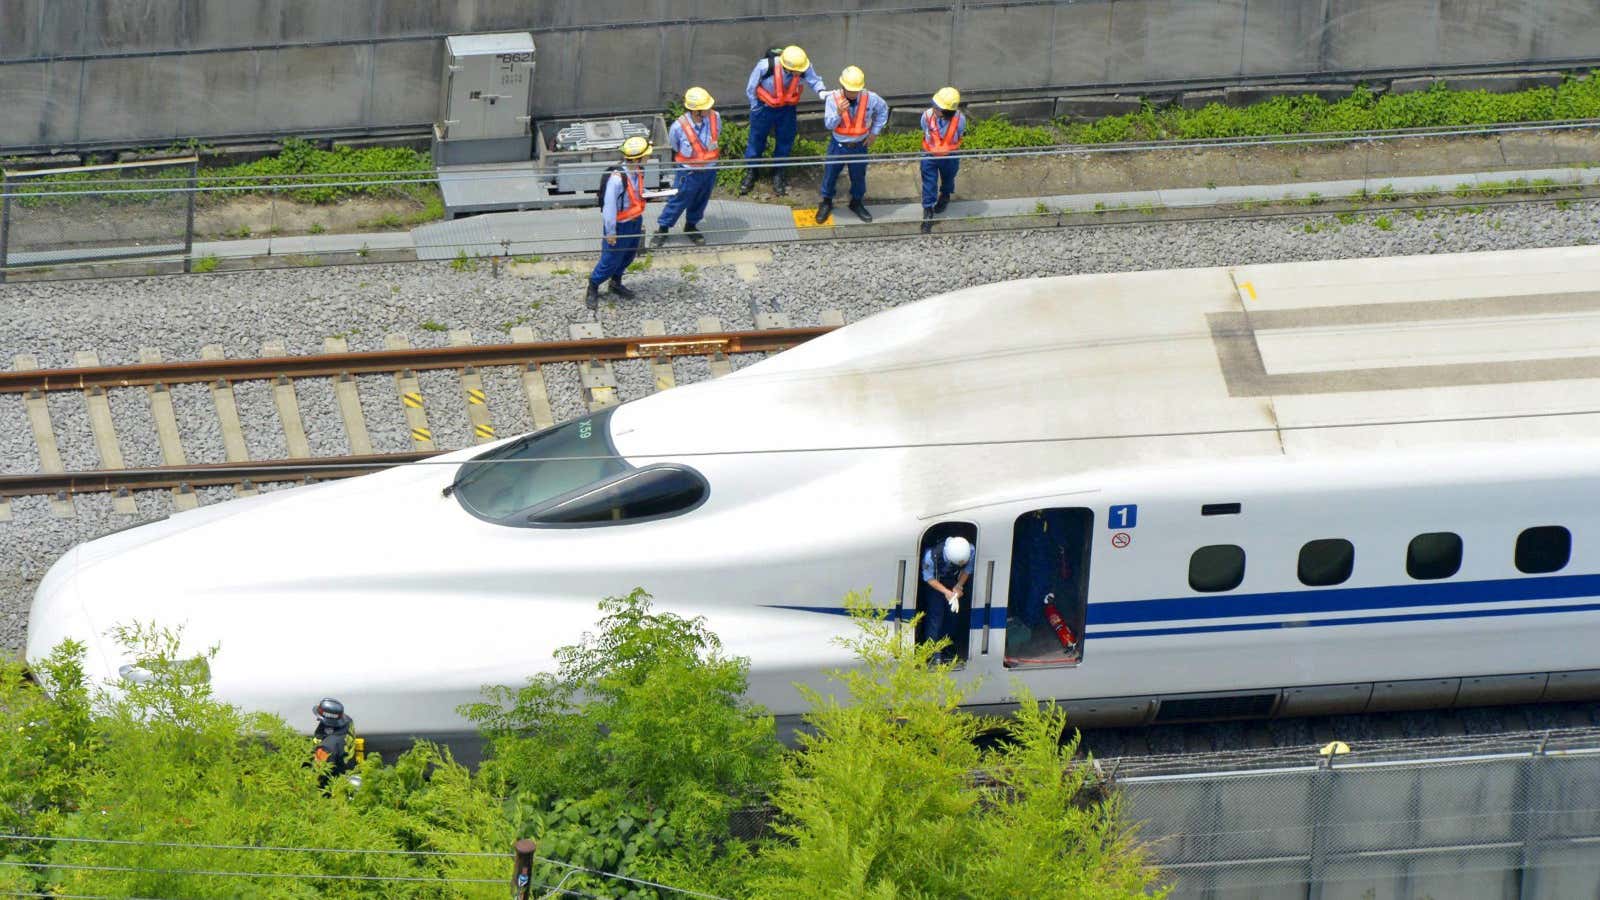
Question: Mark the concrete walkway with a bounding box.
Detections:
[171,161,1600,264]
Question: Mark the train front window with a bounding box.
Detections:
[451,409,626,521]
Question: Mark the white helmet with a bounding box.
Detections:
[942,536,972,566]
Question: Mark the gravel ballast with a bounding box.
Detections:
[2,199,1597,675]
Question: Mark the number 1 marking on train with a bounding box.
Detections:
[1109,504,1137,529]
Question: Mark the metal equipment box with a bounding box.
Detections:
[535,116,671,194]
[434,33,535,166]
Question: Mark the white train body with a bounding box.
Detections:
[28,245,1600,743]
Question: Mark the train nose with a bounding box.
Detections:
[25,549,112,683]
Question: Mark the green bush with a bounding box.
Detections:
[200,137,434,204]
[754,595,1164,898]
[463,588,781,894]
[6,625,502,899]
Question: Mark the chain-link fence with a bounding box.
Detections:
[1115,728,1600,899]
[0,156,196,269]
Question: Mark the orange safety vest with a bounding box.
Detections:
[922,109,962,155]
[754,63,803,107]
[673,111,721,166]
[832,91,871,139]
[615,168,646,222]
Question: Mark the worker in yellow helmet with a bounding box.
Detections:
[919,86,966,234]
[742,44,827,196]
[652,86,721,248]
[586,135,654,311]
[816,65,888,225]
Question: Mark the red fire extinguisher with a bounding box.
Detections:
[1042,592,1077,649]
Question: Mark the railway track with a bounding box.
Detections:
[0,317,839,514]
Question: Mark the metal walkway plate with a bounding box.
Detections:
[411,200,799,260]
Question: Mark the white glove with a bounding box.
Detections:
[947,592,960,613]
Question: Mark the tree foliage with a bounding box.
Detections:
[2,591,1163,898]
[755,595,1163,899]
[462,588,781,896]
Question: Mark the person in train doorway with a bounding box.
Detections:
[920,87,966,234]
[310,697,355,790]
[586,135,654,312]
[741,44,828,196]
[921,535,974,666]
[815,66,888,225]
[652,87,721,249]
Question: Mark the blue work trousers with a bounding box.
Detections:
[820,138,869,201]
[658,167,715,230]
[589,217,643,285]
[920,156,959,209]
[744,104,798,161]
[920,583,958,662]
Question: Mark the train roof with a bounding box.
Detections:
[609,245,1600,510]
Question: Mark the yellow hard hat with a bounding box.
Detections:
[933,86,961,111]
[839,65,866,92]
[620,135,653,160]
[779,45,809,72]
[684,86,714,111]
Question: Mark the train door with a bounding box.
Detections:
[914,521,978,666]
[1004,508,1092,668]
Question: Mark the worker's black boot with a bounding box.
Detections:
[933,193,951,214]
[649,226,668,248]
[848,199,873,223]
[684,224,707,246]
[738,168,756,195]
[920,208,934,234]
[584,282,600,311]
[772,169,788,196]
[607,276,636,300]
[814,199,833,224]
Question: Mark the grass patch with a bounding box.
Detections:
[1372,214,1394,231]
[450,250,477,272]
[190,254,219,273]
[420,320,448,332]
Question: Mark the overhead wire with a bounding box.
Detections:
[59,401,1600,481]
[6,118,1599,198]
[0,831,499,857]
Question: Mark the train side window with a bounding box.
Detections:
[1189,545,1245,593]
[1407,532,1462,580]
[1515,526,1571,574]
[1298,539,1354,587]
[528,466,708,526]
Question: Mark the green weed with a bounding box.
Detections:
[191,254,219,274]
[420,320,447,332]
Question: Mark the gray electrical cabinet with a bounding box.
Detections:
[433,33,535,166]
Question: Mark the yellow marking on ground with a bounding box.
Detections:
[466,388,487,405]
[791,208,833,229]
[1241,281,1257,301]
[411,427,432,442]
[474,423,496,438]
[402,391,424,408]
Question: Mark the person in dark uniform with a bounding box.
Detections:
[311,697,354,787]
[920,535,974,665]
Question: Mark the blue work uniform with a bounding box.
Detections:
[589,167,646,286]
[920,543,975,662]
[743,57,827,164]
[919,107,966,209]
[658,110,720,231]
[820,90,889,202]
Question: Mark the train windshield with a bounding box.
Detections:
[450,409,626,520]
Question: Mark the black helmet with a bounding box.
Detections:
[314,698,345,722]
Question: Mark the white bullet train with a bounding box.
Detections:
[28,244,1600,748]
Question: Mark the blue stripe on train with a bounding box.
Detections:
[767,572,1600,636]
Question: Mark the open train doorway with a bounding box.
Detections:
[915,521,978,666]
[1005,508,1092,668]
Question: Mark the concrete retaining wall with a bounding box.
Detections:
[5,0,1600,153]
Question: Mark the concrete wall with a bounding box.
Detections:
[4,0,1600,153]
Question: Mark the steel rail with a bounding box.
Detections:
[0,452,438,498]
[0,325,835,394]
